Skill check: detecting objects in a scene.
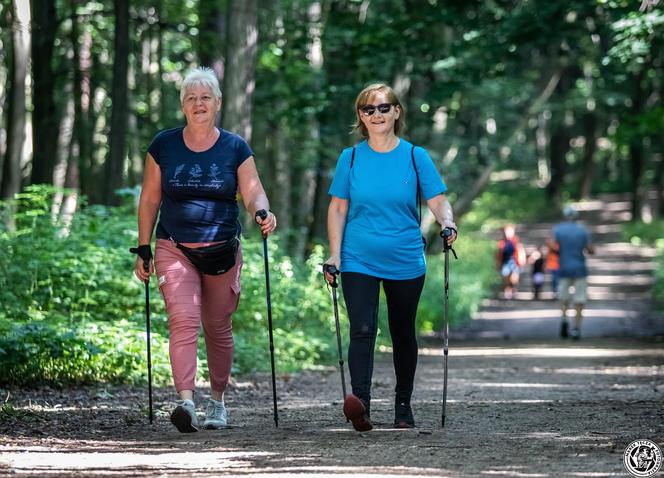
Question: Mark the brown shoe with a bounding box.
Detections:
[343,394,372,432]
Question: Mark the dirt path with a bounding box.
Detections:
[2,336,663,477]
[2,194,663,477]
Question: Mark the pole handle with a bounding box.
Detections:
[255,209,268,239]
[322,263,340,288]
[440,227,458,258]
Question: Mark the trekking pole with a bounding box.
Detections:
[322,264,348,413]
[130,246,154,424]
[440,227,458,428]
[256,209,278,427]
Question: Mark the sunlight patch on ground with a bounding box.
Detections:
[465,382,578,389]
[0,455,457,478]
[419,346,664,358]
[531,366,663,376]
[480,469,548,477]
[472,308,641,320]
[1,450,272,471]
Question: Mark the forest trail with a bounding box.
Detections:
[454,193,664,341]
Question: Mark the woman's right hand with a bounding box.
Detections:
[134,256,154,282]
[131,244,154,282]
[323,257,340,285]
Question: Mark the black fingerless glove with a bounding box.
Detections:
[130,244,153,263]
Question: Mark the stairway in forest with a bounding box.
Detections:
[453,193,664,340]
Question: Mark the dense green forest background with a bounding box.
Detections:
[0,0,662,385]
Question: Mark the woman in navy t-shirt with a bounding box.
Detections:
[324,83,457,431]
[133,67,276,433]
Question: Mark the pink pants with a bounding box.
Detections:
[155,238,242,394]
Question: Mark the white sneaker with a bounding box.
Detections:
[203,398,228,429]
[170,399,199,433]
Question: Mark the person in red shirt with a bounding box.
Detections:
[496,224,526,299]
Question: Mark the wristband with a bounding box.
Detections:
[130,244,153,263]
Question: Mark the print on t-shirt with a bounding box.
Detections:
[169,163,227,191]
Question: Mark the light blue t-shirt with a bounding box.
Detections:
[554,221,591,278]
[329,139,447,280]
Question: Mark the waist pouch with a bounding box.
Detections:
[176,238,239,275]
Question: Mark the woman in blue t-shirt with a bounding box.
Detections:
[132,67,276,433]
[324,83,457,431]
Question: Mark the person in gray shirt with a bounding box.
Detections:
[553,206,595,339]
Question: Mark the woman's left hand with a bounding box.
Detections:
[256,210,277,236]
[442,220,458,246]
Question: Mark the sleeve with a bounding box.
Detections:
[413,147,447,200]
[328,148,353,200]
[235,135,254,167]
[147,132,163,164]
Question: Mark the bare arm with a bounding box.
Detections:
[426,193,458,246]
[237,156,276,236]
[324,196,349,283]
[134,153,161,281]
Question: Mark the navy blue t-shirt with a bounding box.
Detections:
[148,127,253,242]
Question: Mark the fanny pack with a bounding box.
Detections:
[175,238,239,276]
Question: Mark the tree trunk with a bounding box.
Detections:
[293,0,324,260]
[629,70,646,221]
[51,89,74,219]
[70,1,91,195]
[657,65,664,217]
[547,118,570,205]
[199,0,226,83]
[546,64,575,205]
[222,0,257,141]
[30,0,59,186]
[578,111,597,199]
[0,6,10,169]
[273,119,292,251]
[1,0,29,200]
[103,0,130,205]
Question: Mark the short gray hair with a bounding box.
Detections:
[180,67,222,104]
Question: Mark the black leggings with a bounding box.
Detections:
[340,271,426,404]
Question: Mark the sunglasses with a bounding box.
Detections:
[359,103,395,116]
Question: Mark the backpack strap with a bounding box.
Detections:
[350,147,356,169]
[412,145,421,225]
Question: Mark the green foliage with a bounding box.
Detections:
[414,234,495,335]
[621,220,664,305]
[0,187,495,386]
[622,220,664,247]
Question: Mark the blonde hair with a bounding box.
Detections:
[180,67,222,105]
[352,83,405,138]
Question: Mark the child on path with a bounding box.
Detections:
[529,247,545,300]
[545,238,560,299]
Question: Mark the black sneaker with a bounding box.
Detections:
[343,394,372,432]
[394,401,415,428]
[560,320,569,338]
